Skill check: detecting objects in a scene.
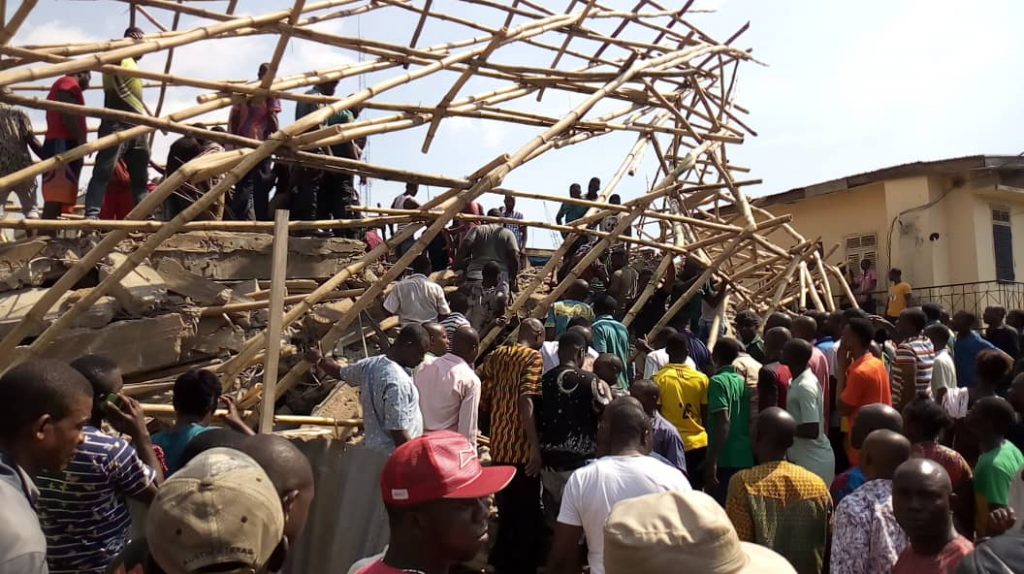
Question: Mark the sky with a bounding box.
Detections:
[11,0,1024,248]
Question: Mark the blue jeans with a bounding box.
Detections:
[83,121,150,218]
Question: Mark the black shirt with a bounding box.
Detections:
[986,325,1021,359]
[537,365,601,471]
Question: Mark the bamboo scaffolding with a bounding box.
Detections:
[0,0,858,430]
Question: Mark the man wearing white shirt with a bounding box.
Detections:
[642,327,696,378]
[926,324,957,395]
[541,324,598,373]
[414,326,482,447]
[383,255,450,326]
[545,397,691,574]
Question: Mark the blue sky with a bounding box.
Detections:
[13,0,1024,247]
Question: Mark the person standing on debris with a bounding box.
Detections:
[40,71,91,220]
[36,355,161,574]
[354,432,515,574]
[586,176,601,201]
[415,326,481,446]
[383,255,450,326]
[593,295,633,389]
[391,182,421,255]
[478,318,545,574]
[152,368,254,474]
[555,183,588,235]
[465,260,509,334]
[501,194,527,265]
[457,209,520,289]
[228,63,281,221]
[310,324,429,453]
[0,98,42,221]
[83,27,151,221]
[607,249,638,317]
[292,78,343,224]
[0,360,93,573]
[546,279,594,339]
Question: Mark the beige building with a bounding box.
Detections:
[754,155,1024,313]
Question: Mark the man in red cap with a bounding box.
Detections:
[354,431,516,574]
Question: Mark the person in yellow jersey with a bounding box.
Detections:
[886,268,912,323]
[653,331,710,489]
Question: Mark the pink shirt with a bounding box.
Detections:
[859,268,877,295]
[413,353,481,446]
[809,346,832,425]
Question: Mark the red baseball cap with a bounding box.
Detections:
[381,431,516,506]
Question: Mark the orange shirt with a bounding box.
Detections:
[841,353,892,465]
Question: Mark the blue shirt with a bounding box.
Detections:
[593,315,633,388]
[153,423,211,474]
[954,331,997,388]
[339,355,423,453]
[36,427,157,574]
[652,412,687,474]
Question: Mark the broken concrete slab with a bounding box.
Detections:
[156,259,232,306]
[151,232,366,281]
[185,316,246,357]
[14,314,187,376]
[0,238,61,291]
[100,252,168,316]
[0,288,67,338]
[61,291,120,330]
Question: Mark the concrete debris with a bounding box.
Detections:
[156,259,233,306]
[16,314,188,377]
[101,252,168,316]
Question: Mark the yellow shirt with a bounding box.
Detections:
[653,363,709,451]
[886,281,911,316]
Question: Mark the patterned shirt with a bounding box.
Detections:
[339,355,423,454]
[911,442,972,492]
[501,208,526,248]
[546,300,594,338]
[831,479,909,574]
[0,103,36,195]
[893,335,935,406]
[726,461,833,574]
[479,343,543,464]
[831,466,867,505]
[228,96,280,141]
[36,427,157,574]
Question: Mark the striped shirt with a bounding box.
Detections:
[440,312,472,351]
[35,427,157,574]
[893,335,935,406]
[479,343,543,464]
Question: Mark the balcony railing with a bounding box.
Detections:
[849,280,1024,316]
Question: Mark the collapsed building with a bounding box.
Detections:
[0,0,858,570]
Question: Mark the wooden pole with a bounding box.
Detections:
[259,209,290,434]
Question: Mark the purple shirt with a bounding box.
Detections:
[652,412,687,474]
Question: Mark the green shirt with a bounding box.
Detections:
[976,440,1024,507]
[556,202,588,224]
[103,57,144,114]
[708,365,754,469]
[592,315,632,389]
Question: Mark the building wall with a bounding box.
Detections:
[759,182,890,275]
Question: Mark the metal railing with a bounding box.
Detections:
[849,280,1024,316]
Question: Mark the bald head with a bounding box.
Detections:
[629,379,660,416]
[754,407,797,462]
[450,326,479,363]
[791,315,818,342]
[892,458,953,543]
[242,435,315,542]
[423,322,448,356]
[851,403,904,449]
[519,317,545,349]
[594,353,623,388]
[566,279,590,301]
[861,429,912,480]
[568,324,593,348]
[781,338,813,375]
[763,326,792,361]
[597,396,652,455]
[765,311,793,331]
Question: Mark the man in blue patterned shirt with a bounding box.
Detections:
[35,355,161,574]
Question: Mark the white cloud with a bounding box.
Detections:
[19,21,98,46]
